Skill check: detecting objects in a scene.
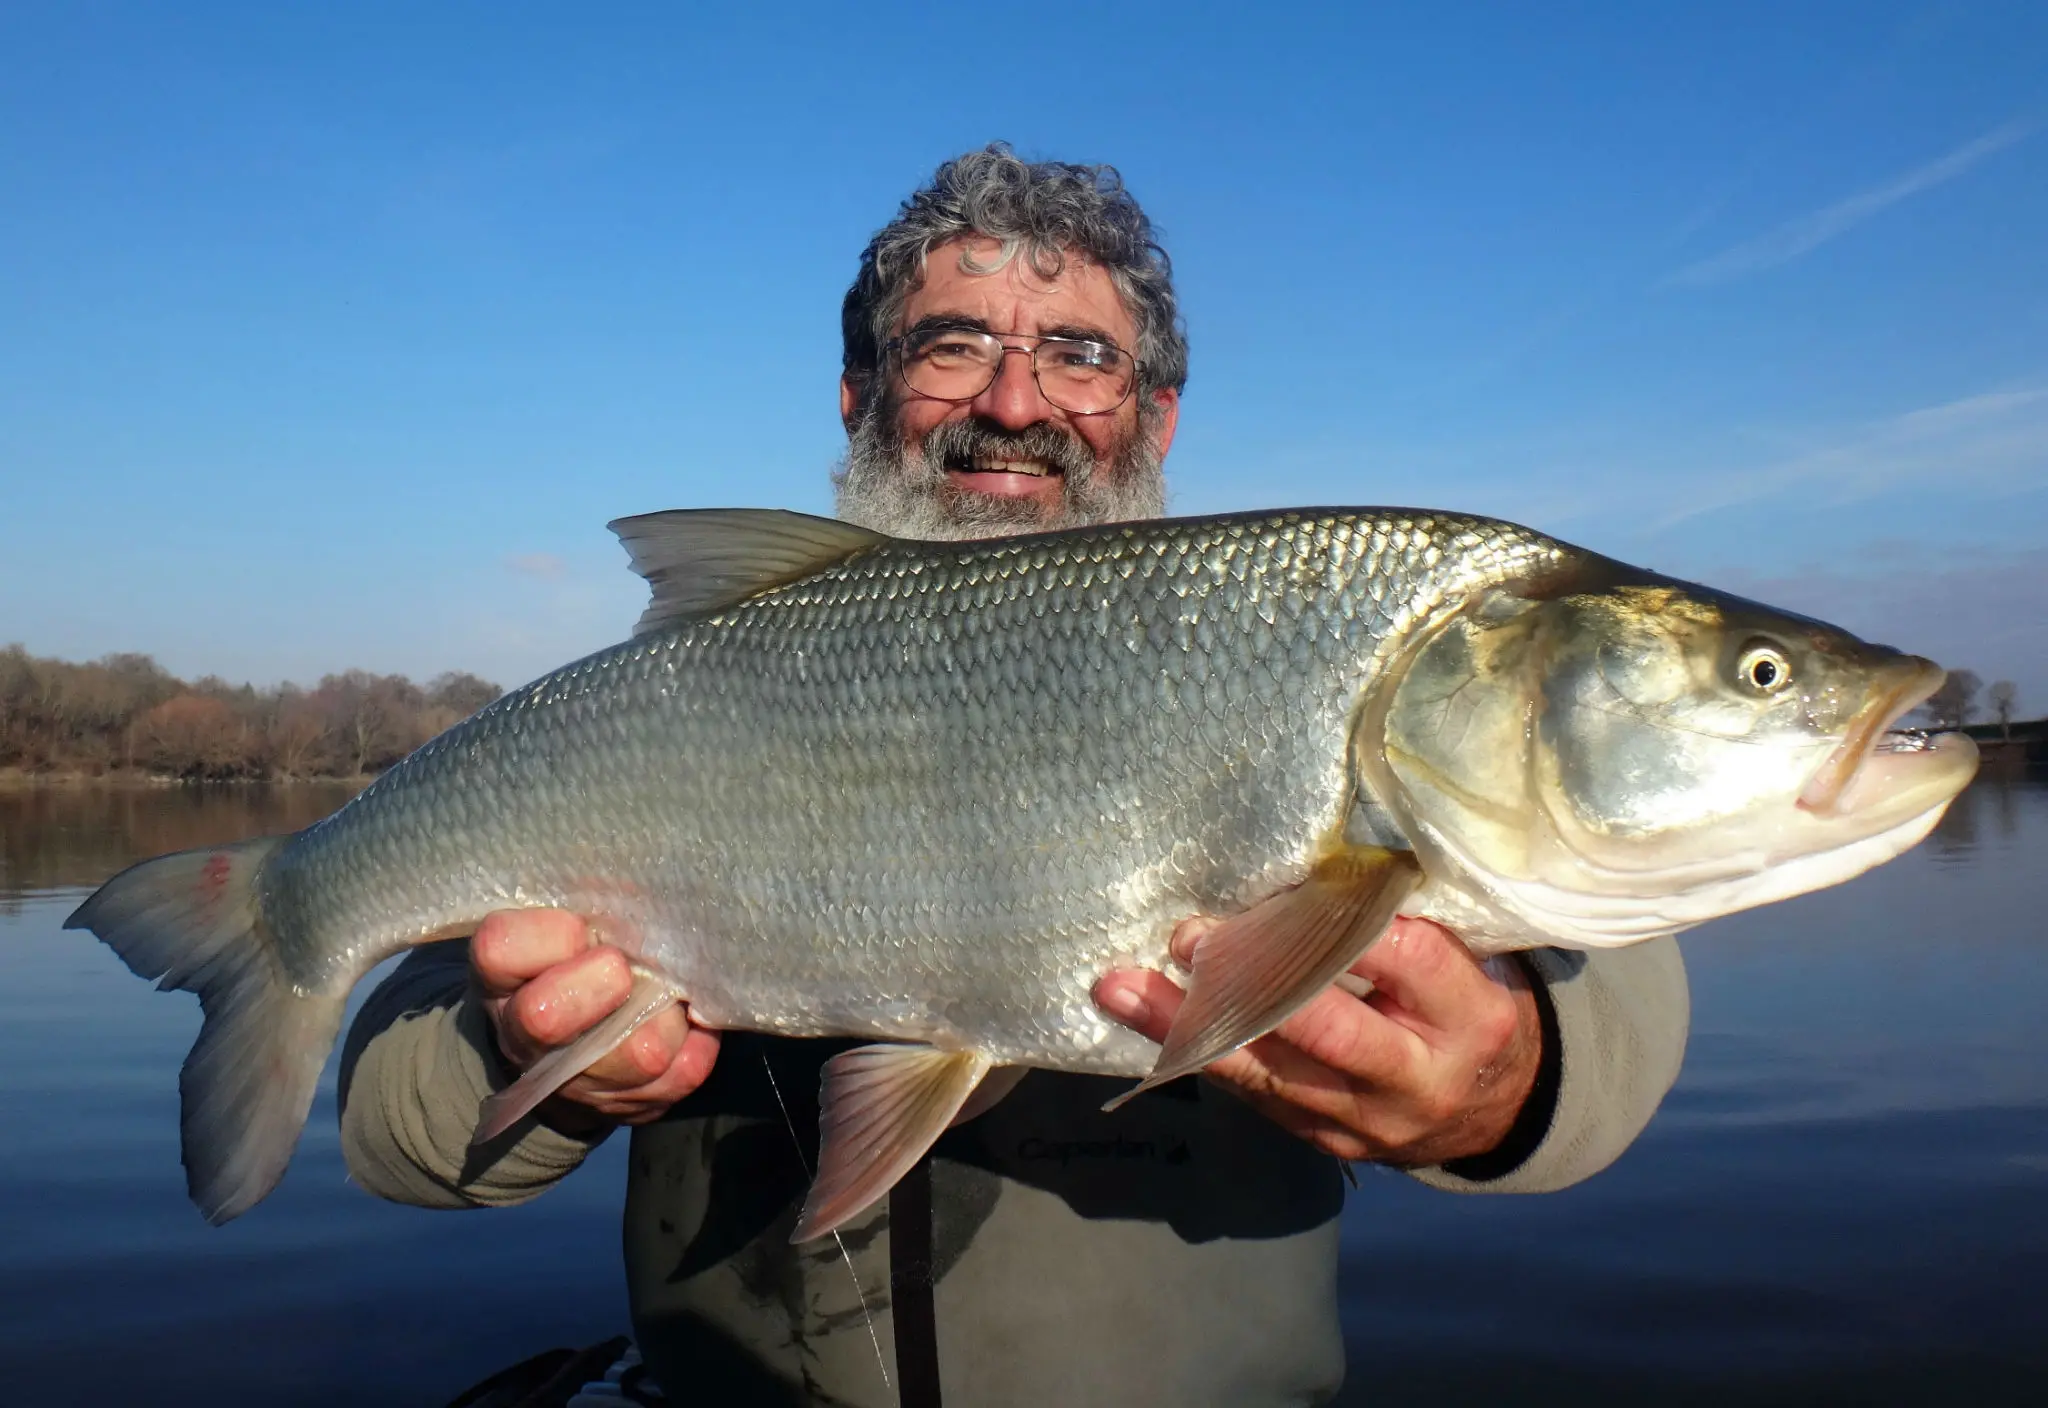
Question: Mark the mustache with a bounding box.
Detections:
[917,418,1099,481]
[832,391,1168,541]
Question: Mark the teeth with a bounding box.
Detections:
[965,459,1050,477]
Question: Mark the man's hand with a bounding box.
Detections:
[1095,915,1541,1167]
[471,910,719,1130]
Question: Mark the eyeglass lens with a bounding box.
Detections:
[898,329,1135,414]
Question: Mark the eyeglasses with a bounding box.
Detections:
[884,327,1141,416]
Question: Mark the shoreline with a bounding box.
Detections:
[0,770,373,792]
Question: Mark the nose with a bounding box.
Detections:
[969,344,1056,430]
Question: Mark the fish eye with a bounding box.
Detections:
[1735,642,1793,694]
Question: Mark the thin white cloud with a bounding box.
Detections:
[504,551,568,580]
[1653,383,2048,526]
[1176,381,2048,553]
[1668,121,2034,287]
[1180,375,2048,548]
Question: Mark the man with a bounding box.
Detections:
[340,145,1690,1406]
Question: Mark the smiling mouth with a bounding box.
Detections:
[947,456,1058,479]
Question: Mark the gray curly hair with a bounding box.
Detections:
[841,143,1189,415]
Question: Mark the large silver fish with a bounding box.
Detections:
[68,507,1976,1237]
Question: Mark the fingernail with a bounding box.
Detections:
[1098,985,1150,1024]
[1169,917,1215,966]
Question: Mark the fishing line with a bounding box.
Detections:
[761,1045,893,1396]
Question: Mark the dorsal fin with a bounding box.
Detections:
[607,509,891,635]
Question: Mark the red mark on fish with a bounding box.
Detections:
[198,853,233,906]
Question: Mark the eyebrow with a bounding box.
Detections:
[902,313,992,338]
[901,313,1125,347]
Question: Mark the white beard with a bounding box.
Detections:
[832,400,1168,541]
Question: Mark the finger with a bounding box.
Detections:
[1097,968,1421,1118]
[1347,916,1493,1033]
[574,1001,691,1088]
[1094,968,1184,1043]
[561,1026,722,1120]
[1210,986,1422,1110]
[1162,911,1458,1041]
[472,909,595,995]
[498,945,634,1054]
[1167,914,1225,967]
[612,1027,723,1123]
[1098,967,1465,1159]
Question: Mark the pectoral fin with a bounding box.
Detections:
[472,965,684,1146]
[791,1045,993,1243]
[1104,845,1421,1111]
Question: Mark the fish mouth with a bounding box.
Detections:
[1797,659,1972,816]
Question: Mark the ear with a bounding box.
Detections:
[839,374,863,434]
[1148,386,1181,461]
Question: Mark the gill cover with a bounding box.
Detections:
[1377,587,1551,881]
[1379,571,1974,949]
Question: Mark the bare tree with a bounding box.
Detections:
[1919,668,1984,731]
[0,647,498,780]
[1988,680,2018,740]
[137,695,246,779]
[413,671,503,739]
[263,687,333,779]
[315,671,391,777]
[314,670,431,775]
[427,671,501,717]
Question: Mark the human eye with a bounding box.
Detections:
[1043,339,1120,372]
[908,329,991,366]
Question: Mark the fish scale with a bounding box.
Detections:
[264,509,1550,1069]
[75,503,1971,1230]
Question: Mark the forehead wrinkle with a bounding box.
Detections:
[908,239,1136,338]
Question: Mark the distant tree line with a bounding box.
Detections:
[1913,670,2023,736]
[1,642,2027,781]
[0,645,501,781]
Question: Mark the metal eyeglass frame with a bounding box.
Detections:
[882,328,1145,416]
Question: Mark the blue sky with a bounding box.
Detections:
[4,3,2045,709]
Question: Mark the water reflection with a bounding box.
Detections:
[0,782,359,909]
[0,781,632,1405]
[3,777,2045,1404]
[1929,771,2023,856]
[1336,773,2048,1403]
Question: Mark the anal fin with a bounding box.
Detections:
[1104,845,1421,1111]
[472,965,683,1145]
[791,1045,994,1243]
[950,1065,1027,1128]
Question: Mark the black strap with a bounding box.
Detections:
[889,1154,944,1407]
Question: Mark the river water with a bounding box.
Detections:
[1,781,2043,1404]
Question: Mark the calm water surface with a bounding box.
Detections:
[2,782,2044,1405]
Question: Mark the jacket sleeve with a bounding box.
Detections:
[1411,936,1690,1196]
[336,940,610,1209]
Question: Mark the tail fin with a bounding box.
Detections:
[65,835,343,1224]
